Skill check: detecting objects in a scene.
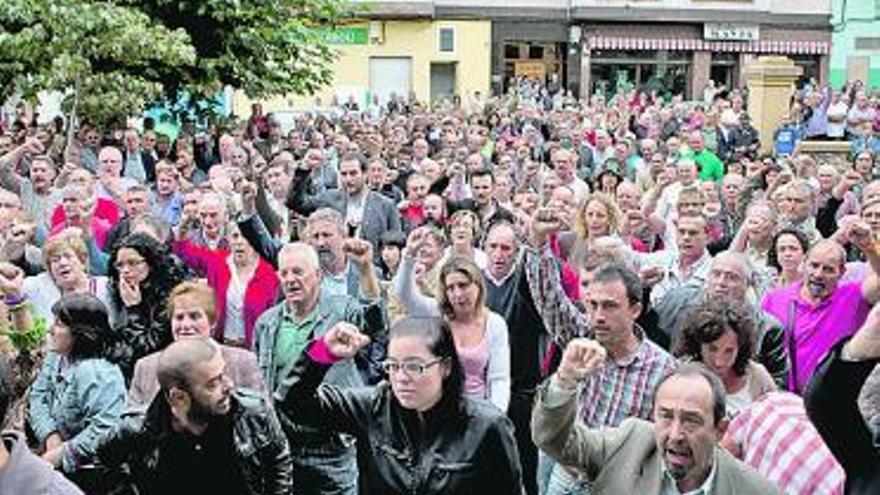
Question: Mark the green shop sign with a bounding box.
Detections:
[320,26,369,45]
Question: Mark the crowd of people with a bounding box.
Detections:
[0,75,878,494]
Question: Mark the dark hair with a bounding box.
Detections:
[378,230,407,250]
[389,317,464,415]
[766,227,810,273]
[654,362,727,427]
[108,232,183,311]
[674,299,754,378]
[469,167,493,184]
[591,262,643,306]
[0,360,12,426]
[52,294,114,361]
[378,230,407,279]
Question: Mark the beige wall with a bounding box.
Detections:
[233,20,492,113]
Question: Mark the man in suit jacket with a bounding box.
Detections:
[126,281,265,409]
[532,339,782,495]
[286,156,401,262]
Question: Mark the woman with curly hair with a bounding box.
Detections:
[106,232,183,382]
[674,299,776,418]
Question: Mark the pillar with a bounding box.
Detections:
[744,56,803,154]
[580,45,591,101]
[690,51,711,101]
[818,54,830,87]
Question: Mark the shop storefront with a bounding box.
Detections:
[579,25,831,100]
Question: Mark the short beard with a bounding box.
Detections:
[186,398,225,426]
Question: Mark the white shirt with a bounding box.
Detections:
[223,257,248,343]
[826,101,848,138]
[631,249,713,308]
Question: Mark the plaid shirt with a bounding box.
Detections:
[579,334,676,428]
[726,392,845,495]
[524,245,590,347]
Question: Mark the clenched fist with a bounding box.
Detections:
[323,322,371,359]
[554,338,607,390]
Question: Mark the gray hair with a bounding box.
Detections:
[305,207,345,235]
[711,250,755,287]
[278,242,321,271]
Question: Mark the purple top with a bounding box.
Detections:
[762,281,870,392]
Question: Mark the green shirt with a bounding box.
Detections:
[694,150,725,183]
[274,305,319,379]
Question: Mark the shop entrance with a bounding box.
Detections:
[502,42,567,92]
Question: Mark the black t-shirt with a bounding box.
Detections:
[152,417,249,495]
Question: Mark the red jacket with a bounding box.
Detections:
[172,240,280,349]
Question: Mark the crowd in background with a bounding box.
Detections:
[0,74,878,494]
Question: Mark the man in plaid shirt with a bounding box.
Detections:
[721,391,845,495]
[527,211,676,494]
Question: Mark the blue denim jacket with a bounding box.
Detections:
[29,352,126,472]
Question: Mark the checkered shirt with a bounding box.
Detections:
[726,391,845,495]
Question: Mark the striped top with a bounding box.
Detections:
[725,391,845,495]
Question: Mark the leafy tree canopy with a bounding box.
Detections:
[0,0,352,125]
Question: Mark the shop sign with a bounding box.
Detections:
[319,26,369,45]
[515,62,547,81]
[703,23,759,41]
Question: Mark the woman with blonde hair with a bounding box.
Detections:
[572,192,622,242]
[393,229,510,411]
[14,231,114,326]
[444,209,487,269]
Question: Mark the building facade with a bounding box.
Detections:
[830,0,880,88]
[239,0,832,111]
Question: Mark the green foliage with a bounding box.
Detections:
[0,0,353,125]
[0,309,48,355]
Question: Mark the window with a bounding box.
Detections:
[855,37,880,50]
[504,44,520,59]
[439,27,454,53]
[528,45,544,60]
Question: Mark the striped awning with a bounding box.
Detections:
[587,36,830,55]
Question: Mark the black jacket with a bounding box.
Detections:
[107,302,173,384]
[275,351,524,495]
[96,388,292,495]
[805,340,880,495]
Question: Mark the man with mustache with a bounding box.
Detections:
[762,225,880,393]
[532,343,781,494]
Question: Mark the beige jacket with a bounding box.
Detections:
[531,384,783,495]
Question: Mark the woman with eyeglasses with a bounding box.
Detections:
[275,316,523,495]
[105,232,183,383]
[394,228,511,412]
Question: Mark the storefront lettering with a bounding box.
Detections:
[704,23,759,41]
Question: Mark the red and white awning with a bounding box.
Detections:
[587,36,830,55]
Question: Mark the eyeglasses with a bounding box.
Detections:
[114,259,146,270]
[381,358,446,376]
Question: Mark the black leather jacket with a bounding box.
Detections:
[96,388,292,495]
[805,340,880,495]
[276,351,524,495]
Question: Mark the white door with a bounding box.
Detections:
[370,57,412,105]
